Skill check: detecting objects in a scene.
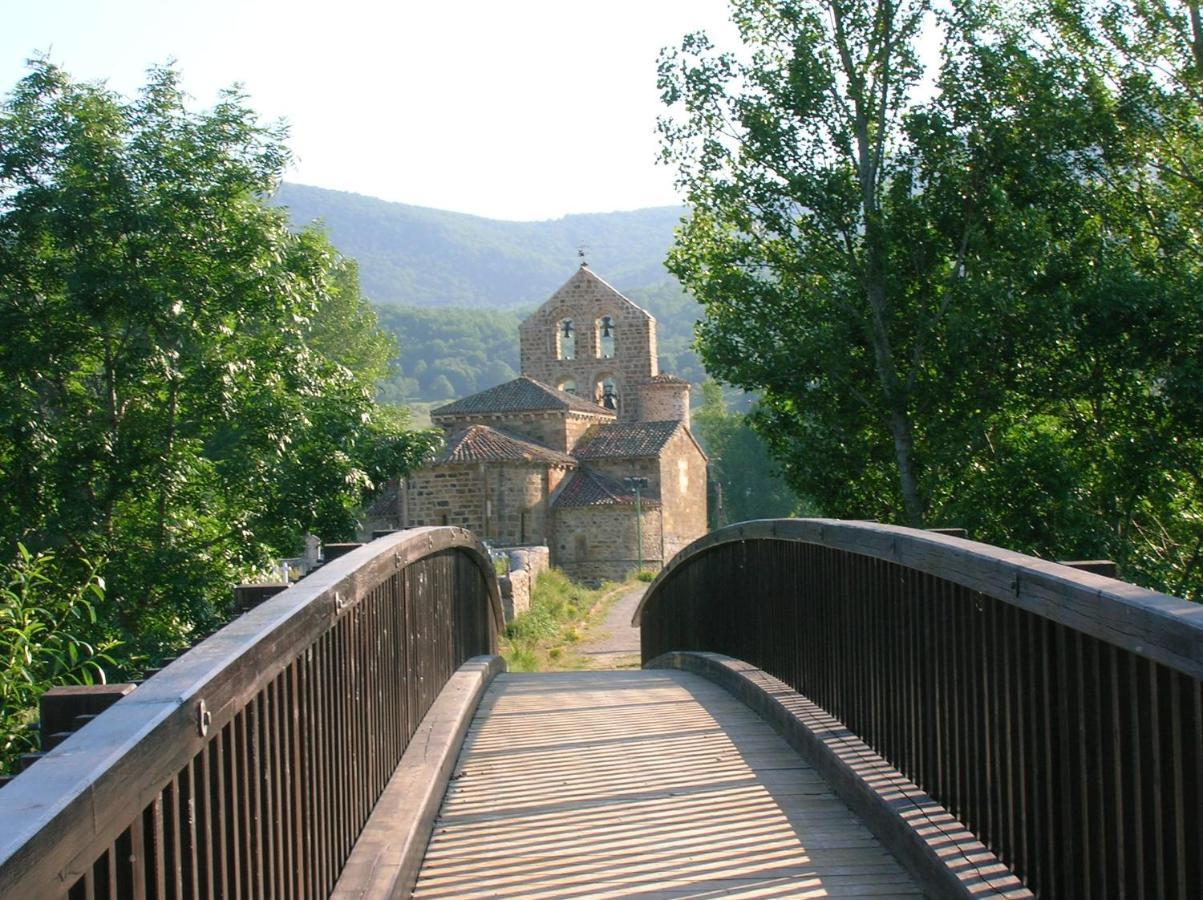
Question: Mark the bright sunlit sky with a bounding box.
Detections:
[4,1,741,221]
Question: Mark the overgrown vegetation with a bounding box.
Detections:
[500,569,624,672]
[0,547,119,772]
[0,62,436,734]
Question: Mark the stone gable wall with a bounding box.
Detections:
[658,429,709,563]
[399,268,708,586]
[579,457,662,495]
[552,505,664,585]
[519,271,657,423]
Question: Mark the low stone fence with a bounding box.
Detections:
[497,546,550,621]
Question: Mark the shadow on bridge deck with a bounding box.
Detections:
[413,670,921,898]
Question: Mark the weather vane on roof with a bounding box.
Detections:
[577,245,589,267]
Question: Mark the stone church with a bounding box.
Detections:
[395,264,708,583]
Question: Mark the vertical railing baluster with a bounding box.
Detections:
[636,527,1203,898]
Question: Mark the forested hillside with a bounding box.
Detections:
[273,182,686,307]
[273,183,707,403]
[373,282,706,404]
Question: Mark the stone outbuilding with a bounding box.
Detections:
[394,265,708,583]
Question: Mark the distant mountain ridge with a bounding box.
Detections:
[271,182,686,308]
[269,182,704,408]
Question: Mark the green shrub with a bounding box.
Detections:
[0,546,120,772]
[500,568,611,670]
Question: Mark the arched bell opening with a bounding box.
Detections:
[596,315,616,359]
[595,375,620,414]
[556,319,576,360]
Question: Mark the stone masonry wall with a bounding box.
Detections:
[434,411,565,452]
[497,544,551,622]
[407,462,565,546]
[519,269,657,423]
[583,457,661,492]
[658,428,708,563]
[506,545,550,580]
[639,383,691,428]
[552,505,663,585]
[484,464,554,546]
[563,413,603,453]
[499,569,530,622]
[405,465,482,532]
[433,410,610,455]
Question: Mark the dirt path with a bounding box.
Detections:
[573,584,646,669]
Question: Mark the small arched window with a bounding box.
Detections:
[597,315,615,359]
[556,318,575,360]
[558,378,577,395]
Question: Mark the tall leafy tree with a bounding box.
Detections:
[659,0,1203,597]
[659,0,934,522]
[0,61,434,658]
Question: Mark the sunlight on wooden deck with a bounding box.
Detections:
[413,671,921,898]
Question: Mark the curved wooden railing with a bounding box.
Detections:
[0,527,502,899]
[635,519,1203,899]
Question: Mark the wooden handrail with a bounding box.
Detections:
[0,526,502,898]
[636,518,1203,898]
[634,518,1203,676]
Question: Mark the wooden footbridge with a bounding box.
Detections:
[1,521,1200,898]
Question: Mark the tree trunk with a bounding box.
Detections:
[863,218,926,527]
[888,409,924,526]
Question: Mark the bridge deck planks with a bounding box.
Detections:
[413,670,922,898]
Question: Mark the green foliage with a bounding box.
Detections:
[632,569,657,583]
[372,283,707,405]
[272,183,687,308]
[0,61,435,663]
[374,304,524,403]
[501,569,611,671]
[504,569,587,643]
[0,545,119,772]
[659,0,1203,599]
[693,380,801,525]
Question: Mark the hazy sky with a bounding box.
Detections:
[4,1,740,221]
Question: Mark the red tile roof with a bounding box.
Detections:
[571,420,682,460]
[434,425,576,466]
[431,376,613,418]
[552,468,662,509]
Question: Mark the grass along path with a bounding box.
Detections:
[499,570,645,672]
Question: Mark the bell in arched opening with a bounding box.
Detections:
[557,319,575,360]
[597,315,615,359]
[598,376,619,412]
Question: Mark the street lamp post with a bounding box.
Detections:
[624,476,649,572]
